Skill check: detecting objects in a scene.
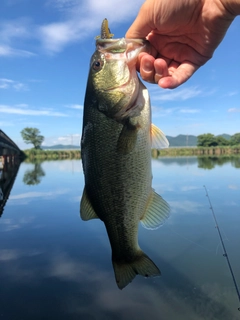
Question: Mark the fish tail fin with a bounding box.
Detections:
[112,251,160,290]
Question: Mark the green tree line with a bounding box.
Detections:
[197,133,240,147]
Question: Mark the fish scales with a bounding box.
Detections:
[82,84,151,259]
[81,21,170,289]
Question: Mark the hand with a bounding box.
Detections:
[126,0,238,89]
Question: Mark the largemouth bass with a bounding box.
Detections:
[80,20,170,289]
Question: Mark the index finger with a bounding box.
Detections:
[159,62,199,89]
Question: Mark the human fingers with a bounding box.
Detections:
[138,54,198,88]
[139,55,172,84]
[138,53,155,83]
[153,58,170,83]
[158,62,199,89]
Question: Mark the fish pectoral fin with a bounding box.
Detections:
[151,123,169,149]
[117,121,140,155]
[80,187,99,221]
[140,190,170,229]
[112,251,160,290]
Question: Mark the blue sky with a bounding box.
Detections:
[1,0,240,149]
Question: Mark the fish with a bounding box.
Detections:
[80,19,170,289]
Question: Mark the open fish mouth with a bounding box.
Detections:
[96,38,150,60]
[97,38,149,93]
[96,38,149,121]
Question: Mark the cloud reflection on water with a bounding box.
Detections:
[0,246,238,320]
[0,157,239,319]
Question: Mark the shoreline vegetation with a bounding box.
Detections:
[22,145,240,161]
[23,149,81,161]
[151,145,240,158]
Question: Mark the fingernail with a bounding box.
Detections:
[143,61,153,73]
[156,72,162,78]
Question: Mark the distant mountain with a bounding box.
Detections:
[42,144,79,150]
[166,134,197,147]
[216,133,231,140]
[41,134,233,149]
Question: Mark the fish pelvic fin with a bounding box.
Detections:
[112,251,160,290]
[80,187,99,221]
[151,123,169,149]
[140,190,170,230]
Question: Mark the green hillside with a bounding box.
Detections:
[216,133,231,140]
[166,135,197,147]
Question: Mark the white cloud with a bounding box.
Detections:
[0,248,43,261]
[0,1,145,55]
[152,106,178,118]
[152,105,200,117]
[0,44,35,57]
[42,134,81,146]
[181,186,201,192]
[56,134,81,144]
[0,249,20,261]
[39,21,81,53]
[38,0,145,53]
[15,103,29,108]
[0,78,28,91]
[225,91,238,97]
[151,87,202,101]
[0,19,36,57]
[0,20,29,42]
[46,0,81,11]
[169,200,203,214]
[0,104,68,117]
[180,109,200,114]
[228,184,239,190]
[228,108,240,113]
[9,189,69,201]
[0,121,14,127]
[67,104,83,109]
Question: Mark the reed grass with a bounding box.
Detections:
[151,145,240,158]
[23,145,240,161]
[23,149,81,161]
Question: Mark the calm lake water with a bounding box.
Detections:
[0,156,240,320]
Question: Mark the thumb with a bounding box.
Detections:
[125,3,154,38]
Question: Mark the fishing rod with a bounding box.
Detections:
[203,185,240,311]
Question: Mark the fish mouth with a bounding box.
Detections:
[98,38,149,93]
[96,38,150,59]
[125,39,150,64]
[96,38,149,120]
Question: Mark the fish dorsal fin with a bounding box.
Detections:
[80,187,99,221]
[151,124,169,149]
[140,190,170,230]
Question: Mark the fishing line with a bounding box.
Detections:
[169,227,213,253]
[203,185,240,311]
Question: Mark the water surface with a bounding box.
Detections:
[0,156,239,320]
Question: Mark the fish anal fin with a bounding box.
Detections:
[141,190,170,230]
[80,187,99,221]
[117,121,140,155]
[112,251,160,290]
[151,123,169,149]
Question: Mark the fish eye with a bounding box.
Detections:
[92,59,103,71]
